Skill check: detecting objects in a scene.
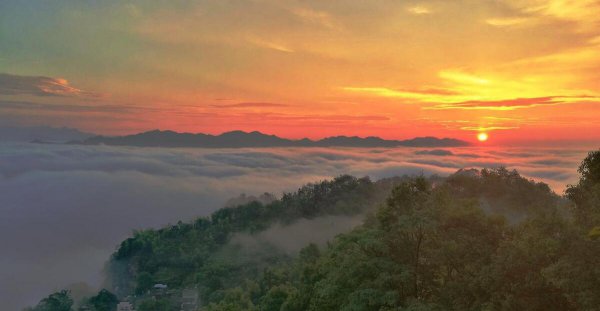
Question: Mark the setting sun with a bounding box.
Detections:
[477,132,489,142]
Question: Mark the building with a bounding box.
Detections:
[152,283,168,297]
[117,301,134,311]
[180,288,199,311]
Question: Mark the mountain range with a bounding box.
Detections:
[74,130,470,148]
[0,126,94,143]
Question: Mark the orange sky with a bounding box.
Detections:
[1,0,599,144]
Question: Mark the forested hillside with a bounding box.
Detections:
[28,151,600,311]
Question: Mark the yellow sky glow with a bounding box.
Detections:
[1,0,599,143]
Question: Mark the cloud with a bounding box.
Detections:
[231,215,363,255]
[342,86,576,110]
[271,114,390,122]
[428,96,571,111]
[502,0,600,32]
[344,82,596,112]
[452,97,559,109]
[343,86,460,99]
[0,73,97,97]
[210,102,290,109]
[485,17,533,27]
[0,142,589,310]
[460,126,519,131]
[0,100,134,114]
[341,86,460,103]
[290,7,342,31]
[246,37,294,53]
[407,6,432,15]
[415,149,454,156]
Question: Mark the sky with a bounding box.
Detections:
[1,0,600,143]
[0,142,590,310]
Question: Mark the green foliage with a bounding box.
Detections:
[280,175,376,219]
[78,289,118,311]
[576,149,600,185]
[484,212,575,310]
[588,226,600,240]
[551,149,600,309]
[566,149,600,228]
[135,272,154,295]
[38,151,600,310]
[205,287,256,311]
[258,285,295,311]
[137,298,173,311]
[107,175,384,301]
[301,177,509,310]
[447,167,560,222]
[31,290,73,311]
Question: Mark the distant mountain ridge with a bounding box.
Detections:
[0,126,94,143]
[75,130,470,148]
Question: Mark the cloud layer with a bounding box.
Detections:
[0,143,590,310]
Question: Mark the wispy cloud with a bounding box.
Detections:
[343,63,600,112]
[343,70,498,104]
[503,0,600,31]
[459,126,520,131]
[291,7,342,31]
[210,102,290,109]
[428,96,565,111]
[246,37,294,53]
[438,70,491,86]
[342,87,459,103]
[0,73,99,97]
[407,5,432,15]
[485,17,532,27]
[255,113,390,122]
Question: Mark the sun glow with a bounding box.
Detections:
[477,132,489,142]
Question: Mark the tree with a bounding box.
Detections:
[50,157,600,310]
[484,212,575,310]
[32,290,73,311]
[377,177,439,300]
[137,298,173,311]
[84,289,118,311]
[205,287,256,311]
[307,227,401,311]
[566,150,600,228]
[135,272,154,295]
[259,285,294,311]
[574,150,600,185]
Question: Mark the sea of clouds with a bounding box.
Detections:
[0,142,591,310]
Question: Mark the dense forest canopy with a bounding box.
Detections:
[28,150,600,311]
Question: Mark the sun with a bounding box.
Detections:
[477,132,489,142]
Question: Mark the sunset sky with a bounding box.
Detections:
[1,0,600,143]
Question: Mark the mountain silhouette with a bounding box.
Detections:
[75,130,469,148]
[0,126,94,143]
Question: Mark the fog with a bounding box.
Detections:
[230,215,365,255]
[0,142,589,310]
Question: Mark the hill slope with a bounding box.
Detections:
[28,150,600,311]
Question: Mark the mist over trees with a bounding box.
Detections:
[27,150,600,311]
